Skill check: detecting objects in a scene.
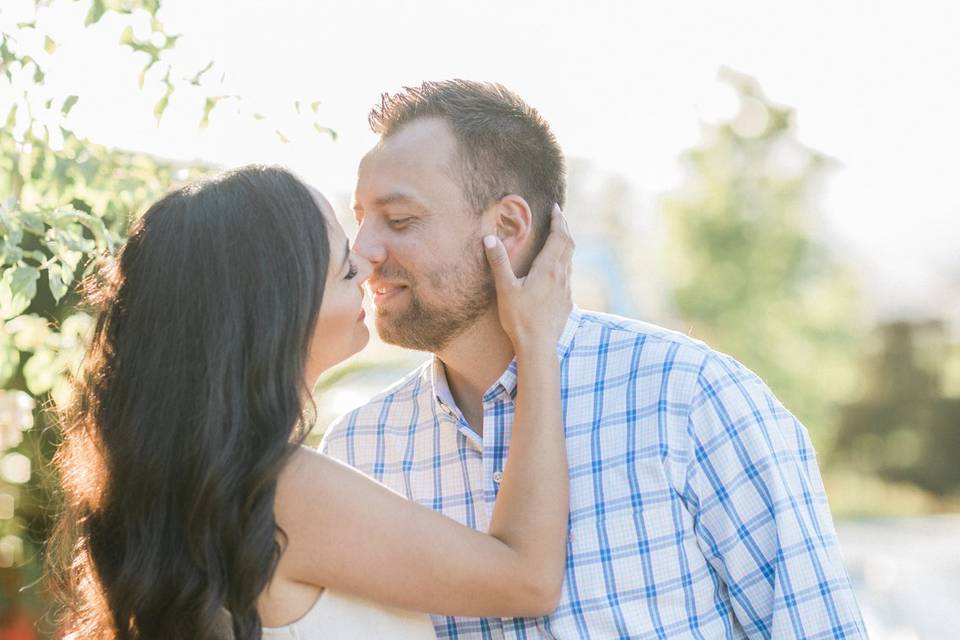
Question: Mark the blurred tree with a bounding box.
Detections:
[835,320,960,497]
[0,0,328,630]
[1,1,212,626]
[661,68,864,446]
[564,158,653,318]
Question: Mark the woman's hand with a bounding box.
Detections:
[483,205,574,353]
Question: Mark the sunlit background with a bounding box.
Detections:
[1,1,958,638]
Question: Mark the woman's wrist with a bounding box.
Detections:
[514,337,559,362]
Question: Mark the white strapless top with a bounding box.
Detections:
[261,589,437,639]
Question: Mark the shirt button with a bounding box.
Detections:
[492,470,504,484]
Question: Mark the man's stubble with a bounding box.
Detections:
[374,235,495,353]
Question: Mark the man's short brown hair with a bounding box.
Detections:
[369,80,566,244]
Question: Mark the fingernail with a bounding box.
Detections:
[483,235,497,248]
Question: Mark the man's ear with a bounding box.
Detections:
[489,194,534,273]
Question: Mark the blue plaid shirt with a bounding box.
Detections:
[321,309,866,639]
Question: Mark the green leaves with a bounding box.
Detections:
[85,0,108,26]
[0,242,23,268]
[187,60,214,86]
[199,95,238,128]
[6,315,50,352]
[1,0,219,600]
[23,347,57,395]
[5,104,17,131]
[154,67,174,122]
[120,24,181,90]
[17,211,44,236]
[0,330,19,388]
[0,204,115,315]
[86,0,164,27]
[0,210,25,267]
[0,265,40,320]
[61,95,79,116]
[0,37,16,82]
[314,123,337,141]
[46,260,72,302]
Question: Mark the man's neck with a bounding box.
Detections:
[436,310,514,437]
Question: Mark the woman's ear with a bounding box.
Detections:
[489,195,534,272]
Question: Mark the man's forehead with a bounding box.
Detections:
[360,119,458,174]
[382,117,456,152]
[355,120,463,207]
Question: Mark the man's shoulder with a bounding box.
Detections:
[574,309,715,365]
[571,310,769,397]
[322,360,432,441]
[578,312,793,419]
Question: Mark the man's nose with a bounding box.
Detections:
[352,219,387,266]
[355,253,374,284]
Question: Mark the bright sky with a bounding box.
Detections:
[5,0,960,323]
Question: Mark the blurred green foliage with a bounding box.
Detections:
[661,68,959,517]
[662,68,864,451]
[1,2,333,628]
[835,320,960,497]
[0,0,211,626]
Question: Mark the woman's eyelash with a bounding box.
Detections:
[345,260,359,280]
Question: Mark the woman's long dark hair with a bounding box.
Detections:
[48,165,331,639]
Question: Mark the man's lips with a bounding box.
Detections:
[370,283,407,305]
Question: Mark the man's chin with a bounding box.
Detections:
[373,284,495,352]
[374,312,449,352]
[375,314,427,351]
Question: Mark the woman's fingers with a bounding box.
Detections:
[482,204,574,290]
[483,234,517,294]
[529,205,574,281]
[535,208,567,265]
[484,206,575,347]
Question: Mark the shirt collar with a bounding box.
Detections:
[556,305,583,360]
[431,356,461,418]
[431,306,583,410]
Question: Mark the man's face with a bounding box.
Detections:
[352,117,495,352]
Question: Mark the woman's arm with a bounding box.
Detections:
[273,208,573,617]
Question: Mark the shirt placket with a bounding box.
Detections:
[482,391,509,509]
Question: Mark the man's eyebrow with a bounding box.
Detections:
[371,192,429,213]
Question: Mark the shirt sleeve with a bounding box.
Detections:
[681,353,867,639]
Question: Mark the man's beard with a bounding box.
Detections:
[374,240,495,352]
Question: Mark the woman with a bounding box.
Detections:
[50,165,574,639]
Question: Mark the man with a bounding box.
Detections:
[321,80,866,639]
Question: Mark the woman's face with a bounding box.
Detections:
[305,190,372,384]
